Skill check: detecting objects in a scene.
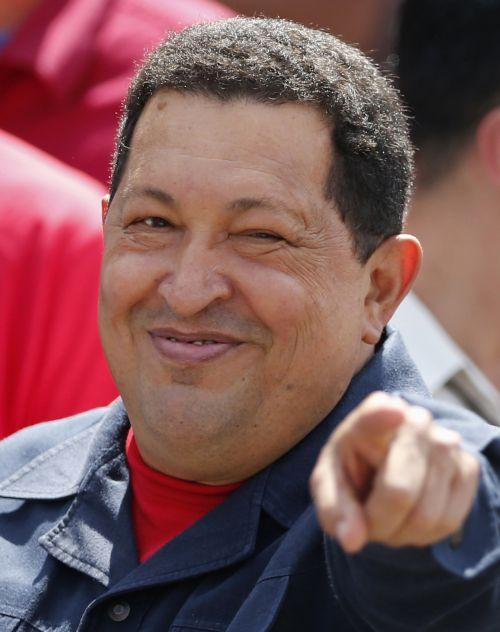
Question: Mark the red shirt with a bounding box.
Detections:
[126,429,242,563]
[0,130,118,437]
[0,0,234,183]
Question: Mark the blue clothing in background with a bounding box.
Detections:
[0,32,11,51]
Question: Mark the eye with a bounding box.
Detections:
[245,231,282,241]
[139,217,172,228]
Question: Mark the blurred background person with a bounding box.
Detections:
[391,0,500,424]
[0,130,118,437]
[0,0,234,183]
[225,0,402,64]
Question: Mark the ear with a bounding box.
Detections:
[101,194,110,225]
[362,235,422,345]
[476,107,500,186]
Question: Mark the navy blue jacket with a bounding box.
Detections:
[1,331,500,631]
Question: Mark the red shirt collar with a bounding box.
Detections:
[126,428,244,561]
[126,429,243,501]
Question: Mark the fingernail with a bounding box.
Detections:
[409,406,431,428]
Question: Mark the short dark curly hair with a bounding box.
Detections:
[110,17,413,262]
[397,0,500,186]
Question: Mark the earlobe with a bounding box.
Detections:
[101,195,110,225]
[361,235,422,345]
[476,107,500,186]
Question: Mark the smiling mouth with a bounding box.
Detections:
[149,329,242,364]
[165,337,218,346]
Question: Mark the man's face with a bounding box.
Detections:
[100,92,374,482]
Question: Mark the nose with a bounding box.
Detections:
[157,238,233,318]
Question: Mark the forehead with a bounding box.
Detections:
[123,91,334,205]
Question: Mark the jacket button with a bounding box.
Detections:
[107,601,131,622]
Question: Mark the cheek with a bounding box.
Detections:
[238,242,362,338]
[99,249,166,379]
[238,265,309,327]
[236,259,366,364]
[100,248,165,318]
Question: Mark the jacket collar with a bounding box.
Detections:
[0,422,100,499]
[0,0,109,98]
[34,396,271,590]
[0,330,428,589]
[39,402,133,586]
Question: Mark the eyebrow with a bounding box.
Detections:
[123,187,303,223]
[227,196,306,227]
[228,197,283,213]
[123,186,175,207]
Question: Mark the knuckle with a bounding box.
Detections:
[433,427,461,448]
[407,406,433,434]
[432,442,454,462]
[380,483,414,512]
[431,432,461,459]
[362,391,407,415]
[410,505,437,532]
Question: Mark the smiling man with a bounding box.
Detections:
[1,17,500,632]
[101,93,387,485]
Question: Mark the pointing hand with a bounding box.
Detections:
[310,392,480,552]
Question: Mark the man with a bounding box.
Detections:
[0,18,498,631]
[0,0,234,182]
[390,0,500,423]
[0,130,117,437]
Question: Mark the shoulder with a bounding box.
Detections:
[0,130,103,234]
[0,407,108,485]
[0,130,103,196]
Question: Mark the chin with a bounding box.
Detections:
[136,380,259,435]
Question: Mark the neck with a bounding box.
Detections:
[0,0,40,30]
[408,155,500,388]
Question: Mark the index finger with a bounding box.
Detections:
[337,392,410,467]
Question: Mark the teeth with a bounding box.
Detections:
[167,337,216,345]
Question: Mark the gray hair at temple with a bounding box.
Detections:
[109,17,413,262]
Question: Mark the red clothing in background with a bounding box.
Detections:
[126,429,242,563]
[0,130,118,438]
[0,0,234,183]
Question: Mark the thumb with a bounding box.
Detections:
[310,446,368,553]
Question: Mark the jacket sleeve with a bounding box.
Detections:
[324,397,500,632]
